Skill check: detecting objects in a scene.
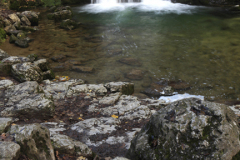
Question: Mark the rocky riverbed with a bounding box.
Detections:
[1,49,240,159]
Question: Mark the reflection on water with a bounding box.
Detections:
[1,1,240,103]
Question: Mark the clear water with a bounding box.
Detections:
[2,0,240,103]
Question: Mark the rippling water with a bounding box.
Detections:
[2,0,240,103]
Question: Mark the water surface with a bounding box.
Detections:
[2,0,240,103]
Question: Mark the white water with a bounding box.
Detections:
[79,0,203,14]
[159,93,204,103]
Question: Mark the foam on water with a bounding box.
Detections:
[79,0,203,14]
[159,93,204,103]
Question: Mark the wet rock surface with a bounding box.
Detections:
[127,98,240,160]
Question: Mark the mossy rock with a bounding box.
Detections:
[9,34,19,43]
[60,19,79,30]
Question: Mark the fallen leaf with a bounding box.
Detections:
[111,115,118,119]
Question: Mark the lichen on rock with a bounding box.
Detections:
[127,98,240,160]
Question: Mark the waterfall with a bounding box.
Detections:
[91,0,142,4]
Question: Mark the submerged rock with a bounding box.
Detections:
[71,66,95,73]
[127,98,240,160]
[60,19,79,30]
[126,69,144,80]
[118,57,142,66]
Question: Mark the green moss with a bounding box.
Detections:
[0,28,6,44]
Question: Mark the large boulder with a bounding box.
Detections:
[127,98,240,160]
[10,123,55,160]
[11,62,43,82]
[21,11,40,26]
[1,81,55,119]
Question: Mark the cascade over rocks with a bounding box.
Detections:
[127,98,240,160]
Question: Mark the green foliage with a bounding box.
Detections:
[0,28,6,45]
[41,0,61,7]
[9,0,20,10]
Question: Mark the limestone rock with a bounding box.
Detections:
[1,81,54,119]
[127,98,240,160]
[51,134,93,157]
[8,14,21,24]
[42,79,85,99]
[10,124,55,160]
[105,82,134,95]
[2,56,31,65]
[34,59,49,71]
[21,11,40,26]
[99,92,122,105]
[0,49,9,60]
[21,15,31,26]
[0,117,13,134]
[11,62,43,82]
[0,141,20,160]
